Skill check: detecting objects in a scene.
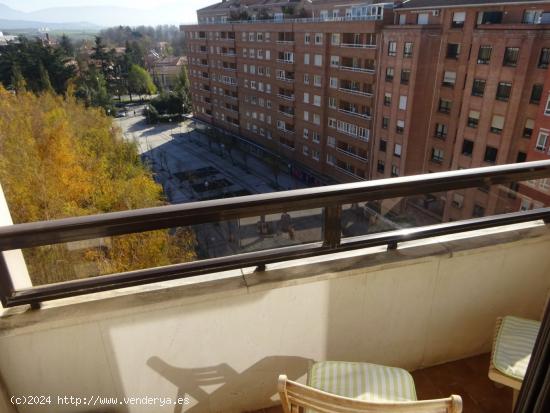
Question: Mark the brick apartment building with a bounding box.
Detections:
[182,0,550,216]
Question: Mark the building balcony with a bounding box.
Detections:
[340,42,376,49]
[1,160,550,413]
[276,76,295,83]
[278,110,295,118]
[336,147,368,162]
[277,93,295,101]
[338,87,373,97]
[276,59,294,65]
[338,108,371,119]
[339,65,376,74]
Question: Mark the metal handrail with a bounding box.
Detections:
[2,160,550,306]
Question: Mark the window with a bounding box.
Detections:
[314,75,322,87]
[312,132,320,143]
[330,56,340,67]
[484,146,498,163]
[304,54,310,64]
[545,96,550,115]
[452,11,466,28]
[531,84,543,104]
[477,45,492,64]
[447,43,460,59]
[539,48,550,68]
[394,143,402,157]
[391,165,399,177]
[385,67,394,81]
[303,128,309,139]
[304,33,310,44]
[331,33,340,45]
[452,193,464,208]
[404,42,413,58]
[303,92,309,103]
[377,160,385,173]
[462,139,474,156]
[312,150,320,161]
[313,95,321,106]
[417,13,429,24]
[490,115,504,134]
[503,47,520,67]
[468,110,480,128]
[438,99,452,114]
[523,10,544,24]
[327,136,335,147]
[471,79,486,97]
[388,41,397,57]
[435,123,448,139]
[384,92,391,106]
[315,33,323,45]
[313,114,320,125]
[536,131,549,151]
[400,69,411,85]
[496,82,512,101]
[314,54,323,66]
[303,111,309,121]
[330,77,338,88]
[431,148,444,163]
[524,119,535,137]
[304,73,309,84]
[327,154,335,165]
[517,151,527,162]
[303,145,309,156]
[399,95,407,110]
[382,117,389,129]
[396,120,405,134]
[328,117,337,128]
[442,71,457,87]
[399,14,406,25]
[472,204,485,218]
[379,140,387,152]
[328,97,336,108]
[477,11,503,24]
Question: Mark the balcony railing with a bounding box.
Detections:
[340,43,376,49]
[278,110,295,118]
[338,108,371,119]
[276,76,295,83]
[277,93,295,101]
[339,65,376,74]
[336,147,368,162]
[2,160,550,307]
[198,15,384,25]
[338,87,373,97]
[276,59,294,64]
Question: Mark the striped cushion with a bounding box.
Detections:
[493,316,541,381]
[308,361,417,402]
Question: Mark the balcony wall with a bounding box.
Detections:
[1,223,550,412]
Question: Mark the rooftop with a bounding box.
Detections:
[398,0,550,9]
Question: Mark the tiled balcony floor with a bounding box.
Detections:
[251,354,512,413]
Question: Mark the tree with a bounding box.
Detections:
[59,34,74,57]
[75,66,114,114]
[0,37,76,94]
[10,63,26,93]
[128,64,157,100]
[0,86,196,284]
[174,66,191,112]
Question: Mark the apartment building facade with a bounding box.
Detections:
[183,1,393,183]
[370,0,550,221]
[183,0,550,215]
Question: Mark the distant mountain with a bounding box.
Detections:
[0,2,200,27]
[0,18,100,31]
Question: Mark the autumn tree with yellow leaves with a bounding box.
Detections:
[0,87,196,285]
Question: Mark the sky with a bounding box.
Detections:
[2,0,217,12]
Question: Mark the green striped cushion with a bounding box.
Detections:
[493,316,541,380]
[308,361,417,402]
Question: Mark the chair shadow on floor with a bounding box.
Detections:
[147,355,310,413]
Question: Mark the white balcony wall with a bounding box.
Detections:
[0,223,549,413]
